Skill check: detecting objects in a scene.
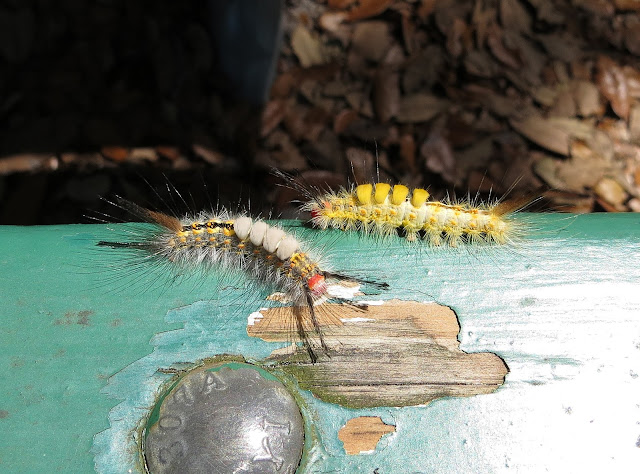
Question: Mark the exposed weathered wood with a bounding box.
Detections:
[248,300,508,408]
[338,416,396,455]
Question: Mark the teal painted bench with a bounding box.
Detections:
[1,214,638,472]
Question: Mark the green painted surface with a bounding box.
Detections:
[0,215,639,472]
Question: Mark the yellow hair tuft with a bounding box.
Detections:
[411,189,429,207]
[391,185,409,205]
[356,184,373,205]
[374,183,391,204]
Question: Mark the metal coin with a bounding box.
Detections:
[144,364,304,473]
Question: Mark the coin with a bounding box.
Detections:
[144,364,304,473]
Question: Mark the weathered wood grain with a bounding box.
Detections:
[249,300,508,408]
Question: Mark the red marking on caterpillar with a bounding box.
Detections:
[95,196,387,362]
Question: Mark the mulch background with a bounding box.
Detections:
[1,0,639,224]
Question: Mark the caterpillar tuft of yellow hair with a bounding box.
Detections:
[302,182,540,247]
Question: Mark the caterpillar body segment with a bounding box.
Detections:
[303,183,531,247]
[97,197,386,362]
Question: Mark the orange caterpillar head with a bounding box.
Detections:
[307,273,327,296]
[310,200,331,220]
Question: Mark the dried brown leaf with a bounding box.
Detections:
[629,105,640,141]
[346,90,374,118]
[396,93,449,123]
[510,114,570,155]
[528,0,565,24]
[499,0,531,34]
[318,11,350,44]
[334,109,360,134]
[129,148,157,162]
[346,0,393,22]
[328,0,357,8]
[573,80,602,117]
[270,72,297,98]
[155,146,181,161]
[399,133,416,171]
[597,118,630,142]
[403,46,444,92]
[487,25,521,69]
[351,21,393,62]
[623,65,640,98]
[291,25,326,68]
[596,56,630,120]
[594,177,628,206]
[624,15,640,55]
[417,0,437,21]
[574,0,615,16]
[571,60,593,81]
[629,198,640,211]
[0,154,58,174]
[503,31,545,85]
[465,84,518,117]
[192,145,222,165]
[615,0,640,11]
[420,131,456,183]
[543,189,595,213]
[262,130,307,171]
[261,100,287,137]
[101,146,129,162]
[538,33,584,62]
[373,70,399,122]
[347,147,376,182]
[532,86,557,107]
[549,89,576,118]
[464,50,499,78]
[401,9,416,54]
[446,18,467,57]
